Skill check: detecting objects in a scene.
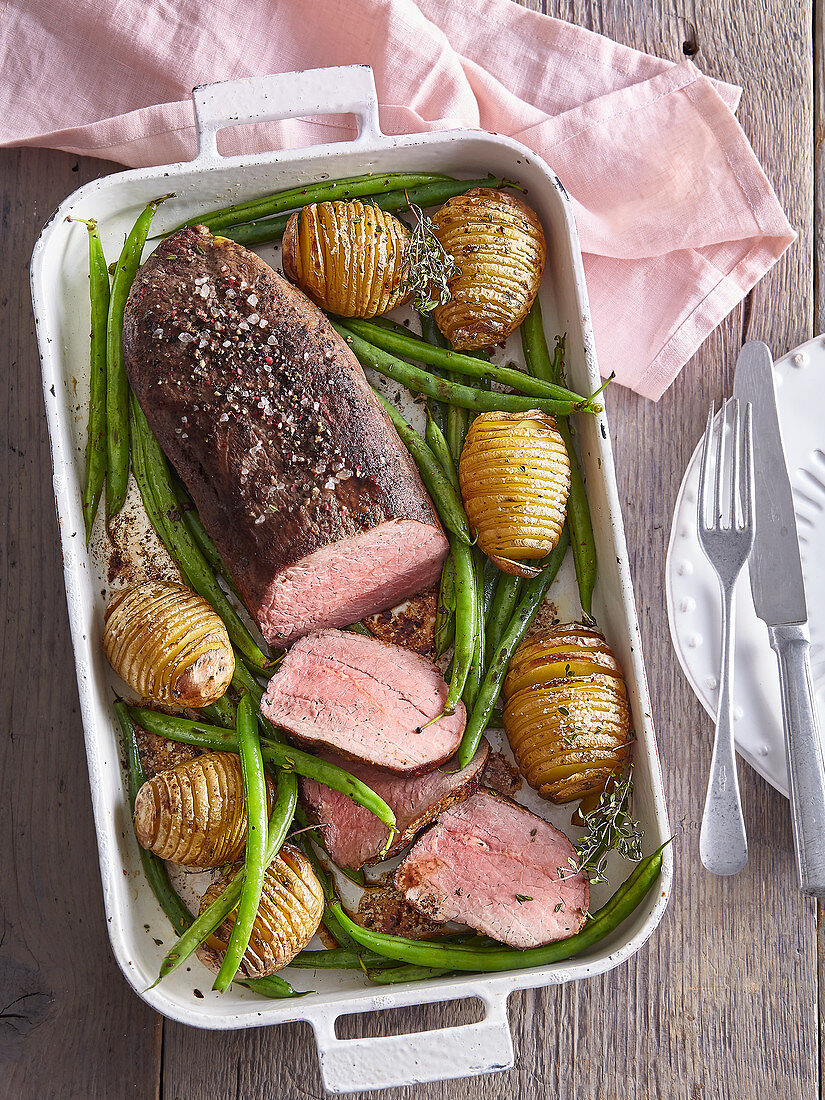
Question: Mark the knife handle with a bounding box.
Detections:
[768,623,825,895]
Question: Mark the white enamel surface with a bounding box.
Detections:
[30,66,671,1093]
[667,336,825,799]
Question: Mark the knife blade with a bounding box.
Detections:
[733,341,807,626]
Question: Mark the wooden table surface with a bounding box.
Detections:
[1,2,821,1097]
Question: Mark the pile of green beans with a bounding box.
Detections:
[521,301,597,616]
[218,176,508,248]
[374,394,471,545]
[116,700,302,998]
[129,395,271,671]
[345,319,590,404]
[332,323,589,418]
[328,843,667,973]
[213,695,269,992]
[105,195,171,520]
[68,218,110,540]
[127,707,397,834]
[456,527,570,769]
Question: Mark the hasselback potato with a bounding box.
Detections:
[282,200,410,317]
[133,751,275,868]
[196,843,324,978]
[104,579,233,706]
[458,410,570,576]
[502,623,631,805]
[431,188,545,349]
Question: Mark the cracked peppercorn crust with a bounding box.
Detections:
[123,226,447,644]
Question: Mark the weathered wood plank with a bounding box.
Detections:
[0,148,162,1098]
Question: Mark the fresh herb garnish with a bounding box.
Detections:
[515,894,533,904]
[404,200,460,313]
[559,768,644,885]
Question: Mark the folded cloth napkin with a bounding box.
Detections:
[0,0,794,399]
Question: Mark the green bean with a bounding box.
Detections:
[116,700,193,936]
[343,319,590,404]
[343,621,371,637]
[485,573,523,661]
[330,842,667,972]
[290,948,393,970]
[199,693,237,728]
[335,324,588,417]
[461,550,487,711]
[219,176,506,248]
[130,395,271,670]
[443,539,478,714]
[69,219,110,540]
[366,964,455,984]
[374,392,471,544]
[456,527,570,768]
[155,767,298,985]
[105,195,170,519]
[127,708,397,833]
[129,398,177,549]
[434,554,456,656]
[418,313,450,436]
[241,974,309,998]
[425,411,460,491]
[175,173,454,234]
[231,656,267,707]
[213,695,268,991]
[522,302,597,616]
[420,316,468,464]
[482,559,499,621]
[177,499,242,599]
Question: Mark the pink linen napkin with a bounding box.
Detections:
[0,0,794,399]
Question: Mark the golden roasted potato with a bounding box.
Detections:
[502,623,631,806]
[458,410,570,576]
[133,751,274,868]
[196,843,324,978]
[282,200,410,317]
[103,579,233,706]
[431,188,545,349]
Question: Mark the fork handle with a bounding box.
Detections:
[768,623,825,895]
[700,584,748,875]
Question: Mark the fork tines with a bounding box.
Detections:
[697,397,754,537]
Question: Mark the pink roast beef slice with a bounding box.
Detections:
[300,740,490,869]
[395,790,590,948]
[123,226,448,646]
[261,629,465,774]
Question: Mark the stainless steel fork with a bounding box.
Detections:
[696,397,754,875]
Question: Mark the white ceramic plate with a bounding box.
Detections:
[666,335,825,797]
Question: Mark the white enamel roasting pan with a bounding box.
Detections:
[30,66,671,1094]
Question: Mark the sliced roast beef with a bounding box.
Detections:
[394,790,590,948]
[300,739,490,868]
[260,629,465,774]
[123,226,448,645]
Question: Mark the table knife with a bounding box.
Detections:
[734,340,825,894]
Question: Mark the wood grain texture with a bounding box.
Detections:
[1,1,819,1097]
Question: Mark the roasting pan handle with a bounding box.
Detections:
[192,65,382,163]
[310,989,513,1094]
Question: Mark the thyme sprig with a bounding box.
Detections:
[404,200,460,313]
[559,768,644,886]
